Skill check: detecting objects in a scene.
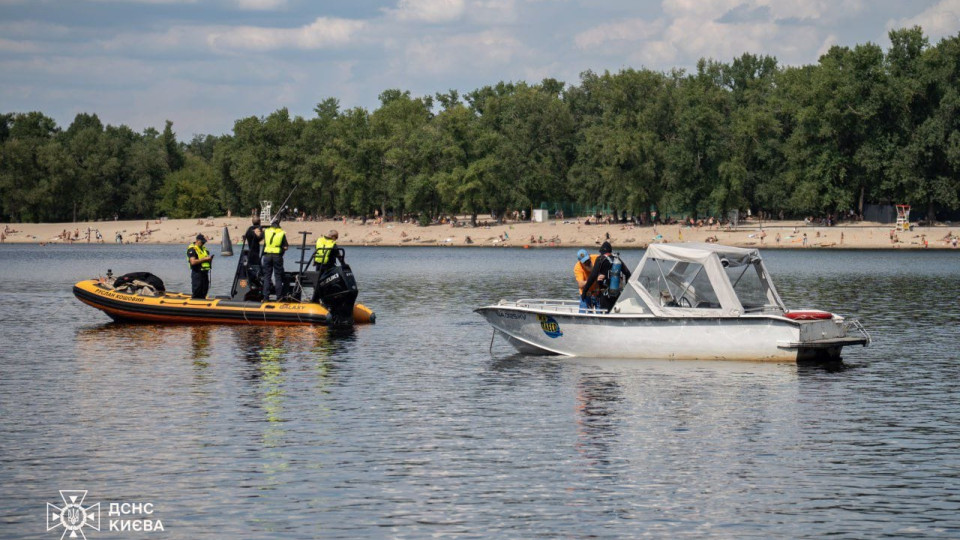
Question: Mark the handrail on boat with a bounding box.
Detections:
[496,298,607,315]
[847,318,872,346]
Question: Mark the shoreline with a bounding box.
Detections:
[2,217,958,250]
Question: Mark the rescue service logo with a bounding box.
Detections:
[537,314,563,338]
[47,490,99,539]
[45,490,165,537]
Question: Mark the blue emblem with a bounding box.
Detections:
[537,314,563,338]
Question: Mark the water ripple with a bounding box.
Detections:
[0,246,958,538]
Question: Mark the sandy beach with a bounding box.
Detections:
[2,216,959,250]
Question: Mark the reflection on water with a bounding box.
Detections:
[1,245,959,538]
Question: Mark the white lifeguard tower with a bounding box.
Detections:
[896,204,911,232]
[260,201,273,224]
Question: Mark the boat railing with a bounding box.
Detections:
[502,298,607,315]
[846,318,872,346]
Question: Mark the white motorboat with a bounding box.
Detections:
[476,243,870,362]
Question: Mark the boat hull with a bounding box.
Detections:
[73,279,374,325]
[475,304,866,362]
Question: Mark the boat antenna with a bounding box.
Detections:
[273,185,298,222]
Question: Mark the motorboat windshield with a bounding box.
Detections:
[621,243,786,317]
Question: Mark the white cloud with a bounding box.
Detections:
[574,18,664,49]
[890,0,960,40]
[86,0,199,4]
[756,0,864,21]
[663,0,865,21]
[663,0,742,19]
[815,34,839,58]
[573,0,874,69]
[207,17,367,52]
[666,17,777,61]
[0,20,74,40]
[401,30,524,75]
[386,0,466,23]
[0,37,42,53]
[234,0,287,10]
[467,0,517,24]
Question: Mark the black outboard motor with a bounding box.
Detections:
[313,261,359,325]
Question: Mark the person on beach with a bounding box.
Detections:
[574,248,599,312]
[581,241,632,312]
[261,219,288,301]
[187,234,214,299]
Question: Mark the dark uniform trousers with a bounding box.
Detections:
[191,270,210,299]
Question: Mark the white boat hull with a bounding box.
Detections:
[476,302,867,362]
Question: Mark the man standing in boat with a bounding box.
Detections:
[244,216,264,288]
[574,248,599,312]
[581,241,631,312]
[261,218,288,301]
[187,234,214,299]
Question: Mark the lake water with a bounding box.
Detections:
[1,244,958,538]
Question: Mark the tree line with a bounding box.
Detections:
[2,27,958,225]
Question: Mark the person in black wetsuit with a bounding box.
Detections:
[580,241,631,312]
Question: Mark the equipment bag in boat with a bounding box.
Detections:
[113,272,166,293]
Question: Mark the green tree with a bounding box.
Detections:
[159,154,221,218]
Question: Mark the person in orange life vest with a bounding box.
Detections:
[574,248,600,312]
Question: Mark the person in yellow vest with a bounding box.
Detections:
[314,229,339,273]
[187,234,214,299]
[261,219,288,301]
[310,229,340,304]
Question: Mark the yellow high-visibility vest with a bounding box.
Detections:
[263,226,286,254]
[187,243,211,271]
[314,236,337,265]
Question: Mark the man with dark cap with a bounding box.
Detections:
[261,218,288,301]
[187,234,214,299]
[244,216,264,287]
[580,241,631,312]
[245,216,264,263]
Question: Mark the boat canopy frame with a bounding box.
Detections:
[620,243,787,318]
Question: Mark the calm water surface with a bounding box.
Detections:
[1,245,958,538]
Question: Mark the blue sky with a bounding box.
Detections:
[1,0,958,137]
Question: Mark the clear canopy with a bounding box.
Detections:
[626,243,785,317]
